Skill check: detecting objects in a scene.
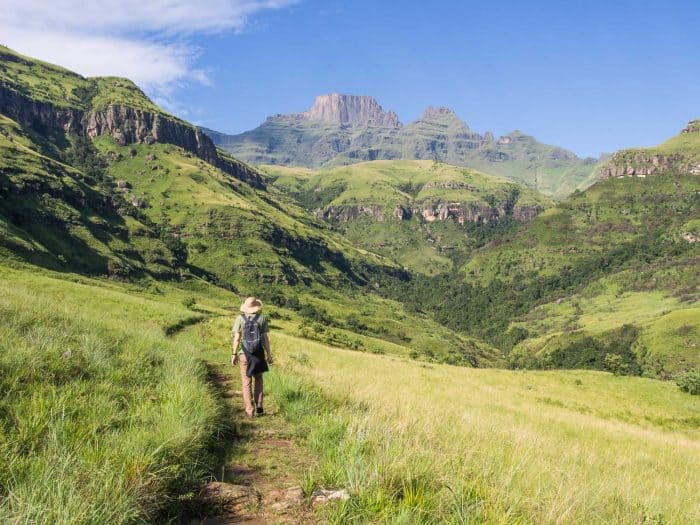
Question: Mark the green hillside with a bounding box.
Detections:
[1,43,700,525]
[0,46,501,368]
[264,160,552,273]
[372,147,699,375]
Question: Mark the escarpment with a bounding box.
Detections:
[600,121,700,179]
[600,152,698,178]
[317,200,544,225]
[0,82,264,188]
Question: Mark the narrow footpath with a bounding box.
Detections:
[187,361,320,525]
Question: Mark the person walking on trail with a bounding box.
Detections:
[232,297,273,418]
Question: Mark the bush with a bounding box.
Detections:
[604,353,630,376]
[675,370,700,395]
[182,296,196,309]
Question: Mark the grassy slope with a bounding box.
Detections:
[0,45,185,119]
[611,121,700,165]
[463,174,699,283]
[268,333,700,524]
[4,259,696,524]
[510,262,700,376]
[0,266,219,523]
[94,138,502,365]
[263,160,552,273]
[0,114,186,277]
[457,125,700,373]
[459,131,604,200]
[1,45,501,366]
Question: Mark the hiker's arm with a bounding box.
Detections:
[231,332,240,366]
[263,333,273,364]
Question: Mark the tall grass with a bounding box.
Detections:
[269,334,700,524]
[0,280,219,523]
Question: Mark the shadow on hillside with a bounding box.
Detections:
[164,362,262,523]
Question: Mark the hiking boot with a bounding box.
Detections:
[256,406,264,415]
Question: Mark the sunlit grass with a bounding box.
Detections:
[268,332,700,524]
[0,270,220,523]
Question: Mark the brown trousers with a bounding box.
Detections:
[239,353,263,416]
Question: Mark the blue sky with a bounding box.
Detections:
[2,0,699,157]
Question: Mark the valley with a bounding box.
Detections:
[0,44,698,524]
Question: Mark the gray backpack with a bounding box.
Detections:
[242,314,263,354]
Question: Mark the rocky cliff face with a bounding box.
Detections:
[600,152,690,179]
[318,200,543,225]
[302,94,400,128]
[600,121,700,179]
[0,82,264,188]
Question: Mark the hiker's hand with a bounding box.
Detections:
[267,355,274,365]
[231,354,238,366]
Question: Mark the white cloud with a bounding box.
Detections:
[0,1,296,93]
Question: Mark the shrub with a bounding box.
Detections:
[604,353,630,376]
[181,296,196,309]
[675,370,700,395]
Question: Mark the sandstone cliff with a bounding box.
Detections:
[317,200,543,225]
[302,94,400,128]
[600,120,700,179]
[0,82,264,188]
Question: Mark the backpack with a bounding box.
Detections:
[241,314,263,355]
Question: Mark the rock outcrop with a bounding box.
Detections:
[682,120,700,134]
[0,82,264,188]
[318,201,543,225]
[302,94,400,128]
[600,120,700,179]
[318,205,386,222]
[416,201,543,224]
[600,152,697,179]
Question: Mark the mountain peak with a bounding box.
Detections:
[418,106,470,130]
[301,94,400,128]
[421,106,458,119]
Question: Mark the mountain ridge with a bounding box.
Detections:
[204,93,602,199]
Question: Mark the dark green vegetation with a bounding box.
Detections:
[372,167,699,380]
[206,98,602,200]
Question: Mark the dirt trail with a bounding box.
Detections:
[186,365,319,525]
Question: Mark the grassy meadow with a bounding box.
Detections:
[0,266,223,523]
[264,333,700,524]
[0,262,698,524]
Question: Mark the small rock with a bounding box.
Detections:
[310,488,349,506]
[198,481,258,514]
[115,180,130,189]
[130,197,145,208]
[263,486,303,511]
[144,135,156,145]
[682,232,698,243]
[145,153,157,162]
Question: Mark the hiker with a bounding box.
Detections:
[231,297,273,417]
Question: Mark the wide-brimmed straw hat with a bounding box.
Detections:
[240,297,263,314]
